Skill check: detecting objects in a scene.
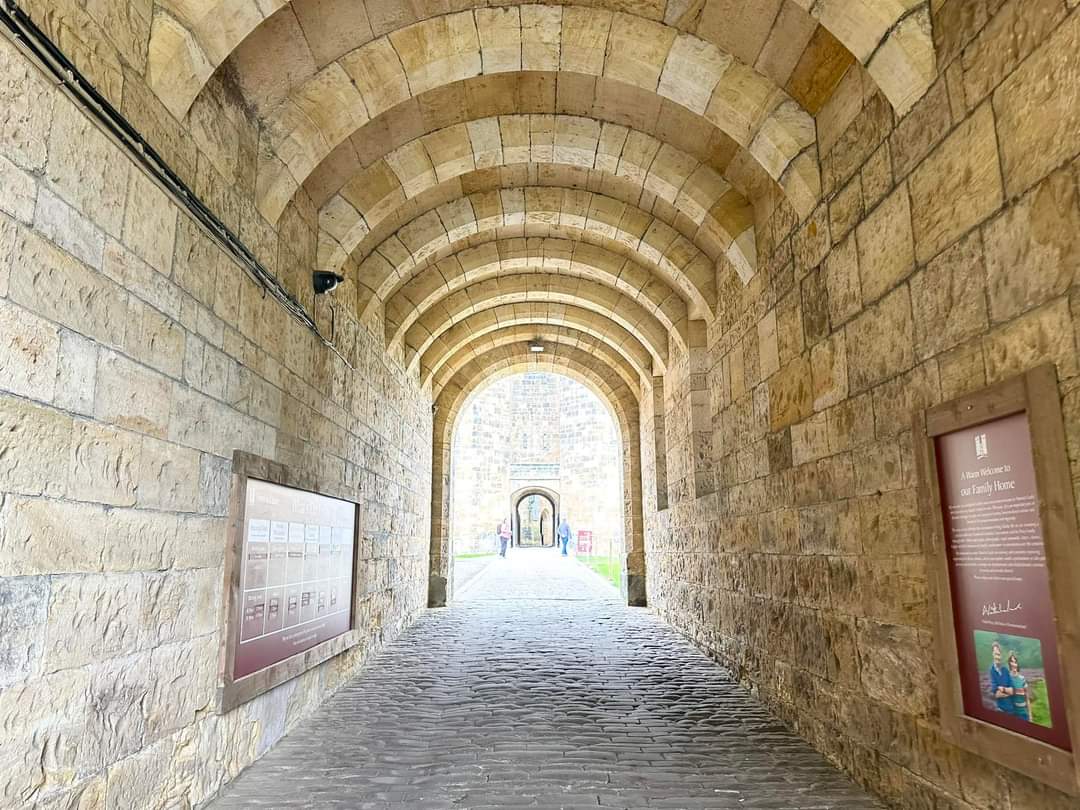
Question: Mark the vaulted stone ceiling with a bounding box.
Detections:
[138,0,935,402]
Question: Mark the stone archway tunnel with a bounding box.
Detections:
[1,0,1079,807]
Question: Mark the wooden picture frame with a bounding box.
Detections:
[216,451,363,713]
[914,365,1080,795]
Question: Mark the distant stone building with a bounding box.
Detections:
[451,373,622,558]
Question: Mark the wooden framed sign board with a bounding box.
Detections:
[914,365,1080,795]
[217,451,362,713]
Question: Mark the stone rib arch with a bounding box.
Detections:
[420,303,656,388]
[379,228,712,346]
[329,162,755,283]
[304,72,775,219]
[361,188,730,321]
[800,1,935,116]
[440,348,639,442]
[432,325,644,397]
[145,2,277,120]
[253,9,820,223]
[333,173,753,321]
[304,106,783,262]
[149,0,934,136]
[431,341,645,606]
[401,273,678,374]
[384,236,689,353]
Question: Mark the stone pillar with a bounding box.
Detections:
[651,376,669,511]
[625,551,647,607]
[428,432,452,607]
[623,408,646,608]
[688,321,714,498]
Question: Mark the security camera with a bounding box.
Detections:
[313,271,344,295]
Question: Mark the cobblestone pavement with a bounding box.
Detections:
[209,550,883,809]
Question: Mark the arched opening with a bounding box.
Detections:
[438,365,636,604]
[510,486,560,548]
[514,492,555,547]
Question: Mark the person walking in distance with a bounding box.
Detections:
[557,516,571,557]
[498,518,511,558]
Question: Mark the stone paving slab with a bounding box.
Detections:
[452,554,498,594]
[208,551,883,809]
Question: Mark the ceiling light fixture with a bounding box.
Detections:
[528,340,545,353]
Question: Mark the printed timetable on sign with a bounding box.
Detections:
[234,479,357,679]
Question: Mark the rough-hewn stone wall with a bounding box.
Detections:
[645,4,1080,809]
[11,0,332,364]
[0,33,431,809]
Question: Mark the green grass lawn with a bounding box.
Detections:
[454,552,497,559]
[579,555,622,589]
[1030,679,1051,727]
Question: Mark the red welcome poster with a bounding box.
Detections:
[936,412,1071,750]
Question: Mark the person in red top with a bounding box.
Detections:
[498,518,512,557]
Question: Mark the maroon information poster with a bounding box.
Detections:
[936,412,1071,750]
[234,479,356,679]
[576,530,593,554]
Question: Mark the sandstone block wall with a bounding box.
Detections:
[0,33,432,809]
[644,4,1080,808]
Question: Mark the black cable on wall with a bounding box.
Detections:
[0,0,340,354]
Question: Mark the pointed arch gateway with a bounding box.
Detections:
[431,340,646,609]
